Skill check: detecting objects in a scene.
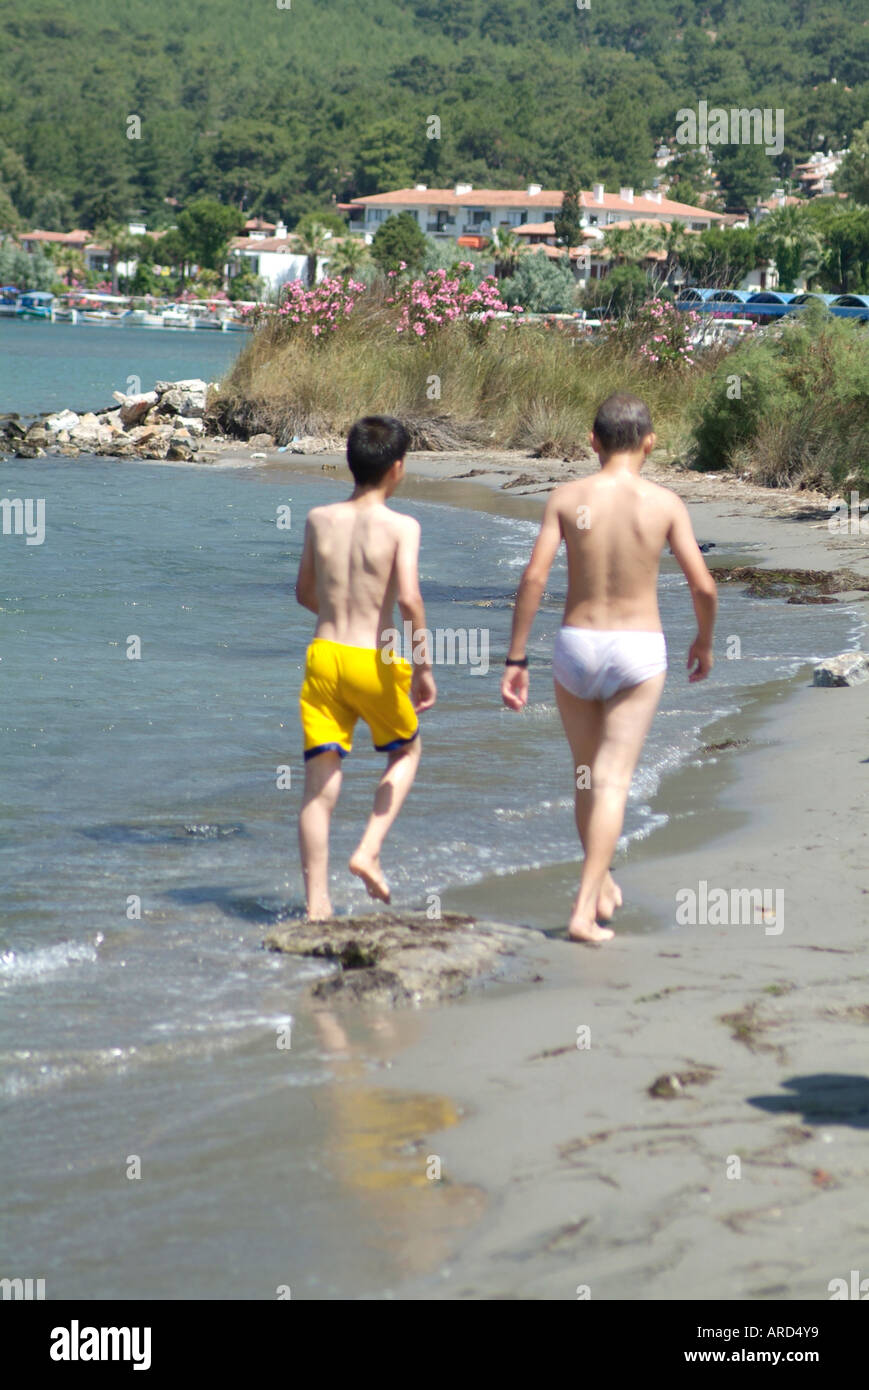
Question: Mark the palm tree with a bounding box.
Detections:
[95,220,139,292]
[755,204,821,292]
[295,221,331,287]
[323,236,369,279]
[54,244,87,287]
[484,226,521,279]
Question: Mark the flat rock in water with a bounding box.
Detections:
[265,910,541,1006]
[813,652,869,687]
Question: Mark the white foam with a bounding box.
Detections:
[0,939,99,983]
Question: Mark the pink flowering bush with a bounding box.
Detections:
[385,263,518,338]
[612,297,701,369]
[250,275,366,339]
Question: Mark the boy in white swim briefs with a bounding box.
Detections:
[500,392,717,944]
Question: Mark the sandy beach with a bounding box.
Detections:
[238,439,869,1301]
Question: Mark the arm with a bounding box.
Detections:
[501,491,563,710]
[395,518,436,712]
[667,497,718,682]
[294,518,319,613]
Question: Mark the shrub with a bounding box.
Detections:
[499,254,575,313]
[690,304,869,487]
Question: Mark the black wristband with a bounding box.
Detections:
[504,656,529,668]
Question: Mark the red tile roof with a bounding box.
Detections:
[348,187,724,219]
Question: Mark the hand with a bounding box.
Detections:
[687,640,713,683]
[501,665,529,710]
[411,666,437,712]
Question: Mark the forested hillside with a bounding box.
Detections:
[1,0,867,229]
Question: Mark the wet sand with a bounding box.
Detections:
[228,440,868,1299]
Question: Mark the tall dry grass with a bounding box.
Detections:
[213,308,703,458]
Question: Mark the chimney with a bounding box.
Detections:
[620,186,634,203]
[646,190,662,204]
[415,183,428,191]
[593,182,605,203]
[275,219,288,239]
[526,182,542,196]
[454,182,473,195]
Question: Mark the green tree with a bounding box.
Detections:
[817,210,869,293]
[0,244,55,292]
[294,210,347,240]
[94,220,140,292]
[324,236,370,279]
[583,264,655,318]
[714,145,775,212]
[836,121,869,206]
[484,226,521,279]
[371,212,427,274]
[554,173,582,255]
[295,220,332,286]
[175,198,245,273]
[500,252,575,312]
[228,271,265,302]
[755,204,822,291]
[679,225,758,288]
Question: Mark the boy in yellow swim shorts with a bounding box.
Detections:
[295,416,437,920]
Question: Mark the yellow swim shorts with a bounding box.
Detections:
[300,638,419,761]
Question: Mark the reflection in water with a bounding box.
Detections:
[314,1008,487,1274]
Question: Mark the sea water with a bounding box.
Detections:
[1,454,861,1297]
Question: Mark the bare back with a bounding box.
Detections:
[304,499,417,648]
[554,471,678,629]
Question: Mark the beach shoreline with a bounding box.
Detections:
[258,439,868,1299]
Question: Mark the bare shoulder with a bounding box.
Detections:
[384,506,421,537]
[306,501,342,528]
[548,478,588,513]
[638,476,685,514]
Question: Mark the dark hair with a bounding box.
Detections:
[592,393,653,453]
[346,415,410,485]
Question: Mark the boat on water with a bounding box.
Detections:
[125,299,166,327]
[162,303,193,328]
[17,290,55,319]
[0,285,20,316]
[75,292,131,324]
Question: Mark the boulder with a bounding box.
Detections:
[2,419,27,440]
[813,652,869,688]
[44,409,80,434]
[177,416,205,436]
[15,441,46,458]
[154,379,207,417]
[56,445,81,457]
[68,412,104,445]
[265,910,541,1007]
[111,390,158,427]
[248,432,275,449]
[25,425,52,447]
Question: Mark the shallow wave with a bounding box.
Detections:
[0,938,100,984]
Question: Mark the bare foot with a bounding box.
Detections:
[596,875,623,922]
[349,851,391,904]
[305,900,333,923]
[568,915,615,944]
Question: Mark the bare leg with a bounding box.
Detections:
[558,673,666,943]
[554,682,621,925]
[298,751,343,920]
[350,736,422,904]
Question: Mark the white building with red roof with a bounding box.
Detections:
[346,182,725,244]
